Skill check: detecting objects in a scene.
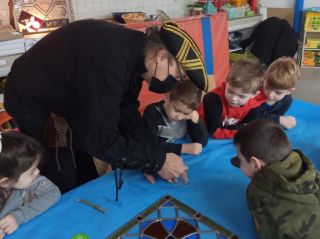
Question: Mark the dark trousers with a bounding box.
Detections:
[5,100,98,193]
[11,112,98,193]
[4,78,99,193]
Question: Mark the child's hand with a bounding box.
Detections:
[182,143,202,155]
[190,111,199,123]
[0,214,18,236]
[144,173,156,184]
[280,116,296,129]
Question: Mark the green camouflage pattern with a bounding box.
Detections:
[247,150,320,239]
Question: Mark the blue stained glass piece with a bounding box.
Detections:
[162,219,177,233]
[163,201,174,207]
[145,211,158,220]
[126,224,140,234]
[160,207,176,218]
[185,219,197,228]
[122,236,139,239]
[178,210,191,219]
[141,220,153,230]
[198,221,214,232]
[142,236,153,239]
[217,233,228,239]
[184,232,200,239]
[200,232,218,239]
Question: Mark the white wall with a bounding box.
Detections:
[73,0,193,20]
[0,0,9,25]
[260,0,320,9]
[0,0,193,27]
[260,0,295,8]
[304,0,320,8]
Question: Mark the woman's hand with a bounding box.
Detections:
[158,153,188,184]
[181,143,202,155]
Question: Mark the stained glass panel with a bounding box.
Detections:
[13,0,74,33]
[107,195,239,239]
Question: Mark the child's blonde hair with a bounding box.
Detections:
[265,57,300,89]
[169,80,202,110]
[227,59,264,93]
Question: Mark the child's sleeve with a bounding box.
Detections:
[202,92,238,139]
[187,118,208,147]
[269,94,293,118]
[247,184,280,239]
[143,104,182,155]
[247,201,278,239]
[202,92,222,134]
[9,176,61,225]
[243,95,293,124]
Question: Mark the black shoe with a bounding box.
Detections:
[230,157,240,168]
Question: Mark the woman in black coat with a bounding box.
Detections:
[4,20,208,192]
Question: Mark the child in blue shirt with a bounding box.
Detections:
[243,57,300,129]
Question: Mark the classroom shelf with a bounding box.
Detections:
[227,15,262,32]
[300,12,320,68]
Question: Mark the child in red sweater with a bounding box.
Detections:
[199,59,266,139]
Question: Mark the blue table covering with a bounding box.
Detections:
[6,99,320,239]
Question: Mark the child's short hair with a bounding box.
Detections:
[169,80,202,110]
[234,119,291,164]
[0,131,42,182]
[266,57,300,89]
[227,59,264,93]
[0,132,42,209]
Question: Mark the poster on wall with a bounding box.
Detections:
[13,0,74,34]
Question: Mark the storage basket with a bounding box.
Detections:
[222,5,248,19]
[304,12,320,32]
[213,0,228,10]
[228,0,248,7]
[121,12,146,24]
[198,0,228,11]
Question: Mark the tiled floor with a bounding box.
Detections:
[293,68,320,105]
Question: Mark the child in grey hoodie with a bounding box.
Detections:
[0,132,60,238]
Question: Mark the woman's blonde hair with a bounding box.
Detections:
[144,26,175,63]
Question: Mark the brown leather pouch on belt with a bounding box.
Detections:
[43,113,76,171]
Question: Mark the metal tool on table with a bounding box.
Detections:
[75,198,106,214]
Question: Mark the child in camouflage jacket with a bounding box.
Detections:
[232,119,320,239]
